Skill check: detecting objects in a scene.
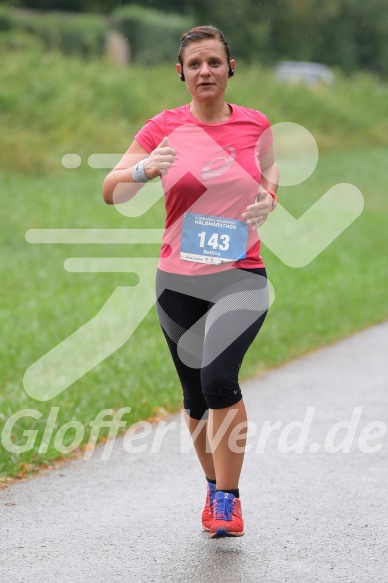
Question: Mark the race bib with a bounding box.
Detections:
[180,212,248,264]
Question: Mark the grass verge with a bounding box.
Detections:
[0,48,387,480]
[1,146,387,480]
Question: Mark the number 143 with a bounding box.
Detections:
[198,232,230,251]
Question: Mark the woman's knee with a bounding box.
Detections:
[201,366,242,409]
[183,396,208,420]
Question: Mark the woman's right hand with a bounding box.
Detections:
[144,137,176,179]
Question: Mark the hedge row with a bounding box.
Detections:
[0,8,106,56]
[111,5,193,65]
[0,5,193,62]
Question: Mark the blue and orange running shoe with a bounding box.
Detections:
[209,491,244,538]
[202,480,217,531]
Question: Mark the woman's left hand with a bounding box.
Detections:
[242,187,274,230]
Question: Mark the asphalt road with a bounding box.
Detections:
[1,322,387,583]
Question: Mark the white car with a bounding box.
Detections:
[275,61,334,86]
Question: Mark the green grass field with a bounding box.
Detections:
[0,47,387,480]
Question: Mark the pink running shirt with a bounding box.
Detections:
[135,103,273,275]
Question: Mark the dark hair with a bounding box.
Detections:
[178,25,231,66]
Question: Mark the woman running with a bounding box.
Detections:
[102,25,279,538]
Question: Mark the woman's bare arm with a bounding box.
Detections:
[242,144,279,229]
[102,137,176,205]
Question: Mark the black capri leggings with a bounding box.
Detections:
[155,267,269,420]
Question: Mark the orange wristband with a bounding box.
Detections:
[267,189,278,211]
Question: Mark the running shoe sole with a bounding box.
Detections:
[210,528,244,538]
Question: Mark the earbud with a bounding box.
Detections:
[180,69,185,82]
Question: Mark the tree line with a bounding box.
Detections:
[2,0,388,77]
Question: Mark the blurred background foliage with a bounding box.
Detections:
[1,0,388,480]
[0,0,387,76]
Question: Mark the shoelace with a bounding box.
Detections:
[214,495,233,521]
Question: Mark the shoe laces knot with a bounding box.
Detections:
[214,493,234,521]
